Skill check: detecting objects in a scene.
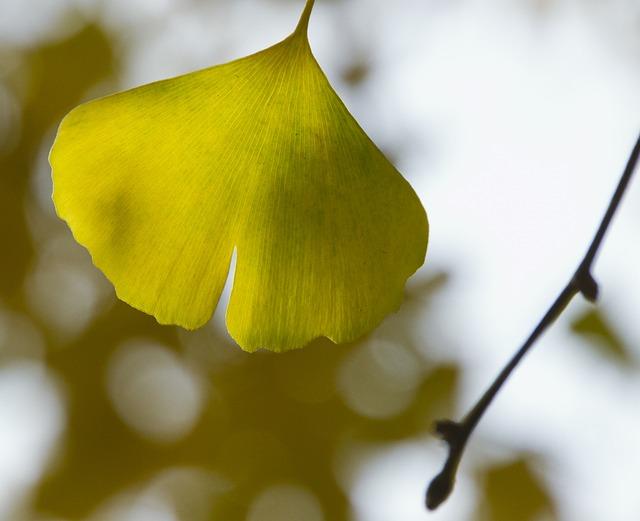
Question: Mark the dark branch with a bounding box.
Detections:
[426,132,640,511]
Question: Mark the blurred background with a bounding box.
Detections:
[1,0,640,520]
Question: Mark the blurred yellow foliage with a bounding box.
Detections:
[7,1,631,519]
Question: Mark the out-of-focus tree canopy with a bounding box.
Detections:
[1,1,639,520]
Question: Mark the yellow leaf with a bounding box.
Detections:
[50,0,428,352]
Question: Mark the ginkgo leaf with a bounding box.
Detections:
[50,0,428,352]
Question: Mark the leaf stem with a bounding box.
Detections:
[426,132,640,511]
[295,0,316,35]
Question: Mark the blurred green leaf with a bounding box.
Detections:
[477,456,556,521]
[341,58,370,86]
[570,307,633,367]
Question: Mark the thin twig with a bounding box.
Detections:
[426,132,640,511]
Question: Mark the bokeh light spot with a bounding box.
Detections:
[148,467,233,521]
[0,362,65,519]
[107,340,204,443]
[337,338,424,419]
[24,221,115,343]
[247,484,324,521]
